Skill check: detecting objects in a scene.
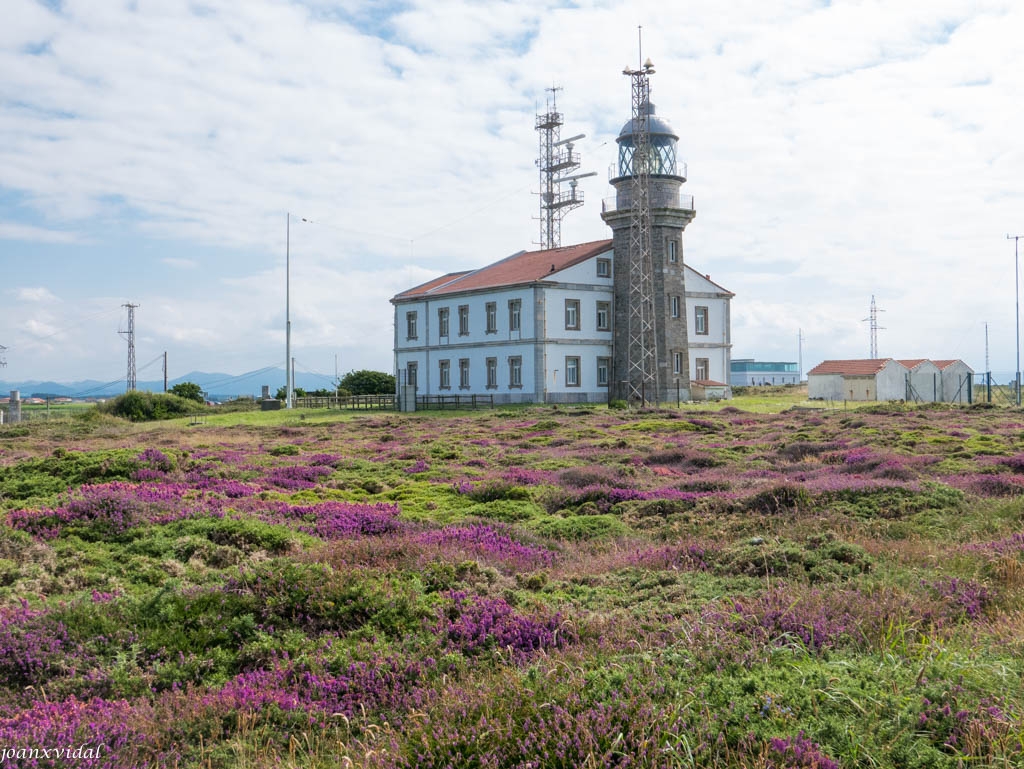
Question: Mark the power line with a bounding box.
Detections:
[293,359,339,386]
[197,363,281,391]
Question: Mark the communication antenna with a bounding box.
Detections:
[119,303,139,391]
[862,295,885,359]
[0,344,6,368]
[534,87,596,249]
[623,31,659,404]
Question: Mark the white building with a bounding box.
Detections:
[807,358,975,402]
[933,360,974,403]
[391,239,733,404]
[807,359,908,401]
[900,359,942,402]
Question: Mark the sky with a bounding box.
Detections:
[2,0,1023,386]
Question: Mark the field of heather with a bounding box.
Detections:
[1,401,1023,768]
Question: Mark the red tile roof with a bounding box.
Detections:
[807,359,895,376]
[897,359,928,370]
[393,271,472,299]
[931,359,962,370]
[393,240,613,300]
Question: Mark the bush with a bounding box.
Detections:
[531,514,628,541]
[98,391,200,422]
[744,484,812,515]
[339,369,396,395]
[169,382,204,403]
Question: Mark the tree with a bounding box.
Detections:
[169,382,204,403]
[274,386,307,400]
[339,369,395,395]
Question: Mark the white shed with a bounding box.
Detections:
[933,360,974,403]
[899,359,942,402]
[807,359,908,401]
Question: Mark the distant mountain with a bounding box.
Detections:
[0,368,340,400]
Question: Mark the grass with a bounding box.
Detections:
[1,398,1023,767]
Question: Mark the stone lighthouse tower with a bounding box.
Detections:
[601,63,696,404]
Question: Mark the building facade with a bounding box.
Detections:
[392,92,733,405]
[392,241,732,404]
[730,359,800,387]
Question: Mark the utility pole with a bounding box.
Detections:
[163,351,168,392]
[119,303,139,391]
[798,328,804,383]
[984,322,989,378]
[1010,235,1023,406]
[862,295,885,359]
[286,213,292,409]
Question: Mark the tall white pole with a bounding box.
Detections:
[1010,234,1022,406]
[798,327,804,383]
[286,213,293,409]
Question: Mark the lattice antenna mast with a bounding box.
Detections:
[534,87,595,249]
[0,344,6,369]
[119,303,139,391]
[861,295,885,359]
[623,54,659,405]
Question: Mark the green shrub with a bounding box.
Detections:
[0,449,140,502]
[466,482,531,503]
[531,514,628,541]
[268,444,301,456]
[744,484,812,515]
[463,500,541,522]
[98,391,200,422]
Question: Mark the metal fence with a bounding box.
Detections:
[416,394,494,410]
[293,394,395,410]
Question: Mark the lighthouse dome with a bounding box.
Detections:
[614,100,683,180]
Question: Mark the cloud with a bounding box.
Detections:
[15,287,60,303]
[0,222,79,244]
[161,257,198,269]
[0,0,1022,380]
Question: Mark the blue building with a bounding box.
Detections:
[730,359,799,387]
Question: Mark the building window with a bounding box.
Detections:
[597,357,610,387]
[565,356,580,387]
[458,305,469,336]
[406,362,417,389]
[459,358,470,389]
[439,360,451,390]
[508,356,522,388]
[670,296,681,319]
[438,307,450,338]
[596,301,610,332]
[673,352,683,375]
[695,306,708,335]
[485,302,497,334]
[565,299,580,330]
[668,239,678,264]
[406,311,417,340]
[596,257,611,278]
[508,299,521,332]
[695,358,709,381]
[486,357,497,389]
